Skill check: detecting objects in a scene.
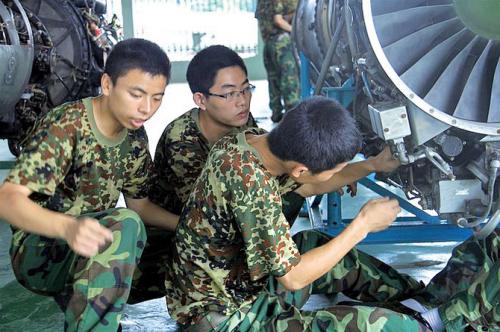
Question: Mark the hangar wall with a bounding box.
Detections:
[120,0,267,83]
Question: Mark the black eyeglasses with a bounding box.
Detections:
[207,84,256,101]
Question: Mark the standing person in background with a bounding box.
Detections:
[256,0,300,122]
[0,38,178,332]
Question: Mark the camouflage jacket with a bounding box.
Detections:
[7,97,151,217]
[149,107,257,214]
[167,128,301,326]
[256,0,298,41]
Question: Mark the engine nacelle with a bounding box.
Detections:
[0,0,119,154]
[293,0,500,230]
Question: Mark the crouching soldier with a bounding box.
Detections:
[0,38,178,332]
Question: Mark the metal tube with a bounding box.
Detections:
[313,15,345,95]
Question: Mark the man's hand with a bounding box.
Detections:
[63,217,113,258]
[273,14,292,32]
[337,182,358,197]
[277,196,400,291]
[354,197,400,234]
[368,146,400,173]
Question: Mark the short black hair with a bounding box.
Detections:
[267,96,362,174]
[186,45,247,94]
[104,38,171,84]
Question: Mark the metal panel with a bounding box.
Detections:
[438,179,487,213]
[368,104,411,140]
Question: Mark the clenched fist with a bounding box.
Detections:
[63,217,114,257]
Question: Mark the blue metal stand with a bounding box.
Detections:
[300,53,473,243]
[300,53,312,100]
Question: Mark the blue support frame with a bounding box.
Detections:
[299,53,473,243]
[300,53,312,100]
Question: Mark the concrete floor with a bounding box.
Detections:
[0,80,459,331]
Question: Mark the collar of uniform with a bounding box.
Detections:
[191,107,210,147]
[236,129,265,166]
[84,97,128,147]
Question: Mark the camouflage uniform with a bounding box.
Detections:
[129,109,304,303]
[411,229,500,331]
[149,108,258,215]
[6,98,150,331]
[128,108,258,303]
[168,129,437,331]
[256,0,300,121]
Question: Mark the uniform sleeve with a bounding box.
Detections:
[149,112,209,212]
[149,134,203,213]
[7,110,75,196]
[122,127,152,199]
[274,0,284,16]
[148,131,174,208]
[246,112,259,129]
[226,152,300,281]
[277,174,302,195]
[167,139,207,204]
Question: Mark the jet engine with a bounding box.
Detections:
[294,0,500,235]
[0,0,120,154]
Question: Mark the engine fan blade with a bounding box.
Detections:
[381,18,463,75]
[424,37,487,116]
[371,0,451,16]
[453,41,499,122]
[373,5,455,47]
[401,29,472,96]
[488,58,500,123]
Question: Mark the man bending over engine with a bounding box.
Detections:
[166,96,499,331]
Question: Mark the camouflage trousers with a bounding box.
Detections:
[263,32,300,118]
[208,229,499,331]
[412,228,500,331]
[129,193,305,304]
[9,208,146,332]
[200,230,428,332]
